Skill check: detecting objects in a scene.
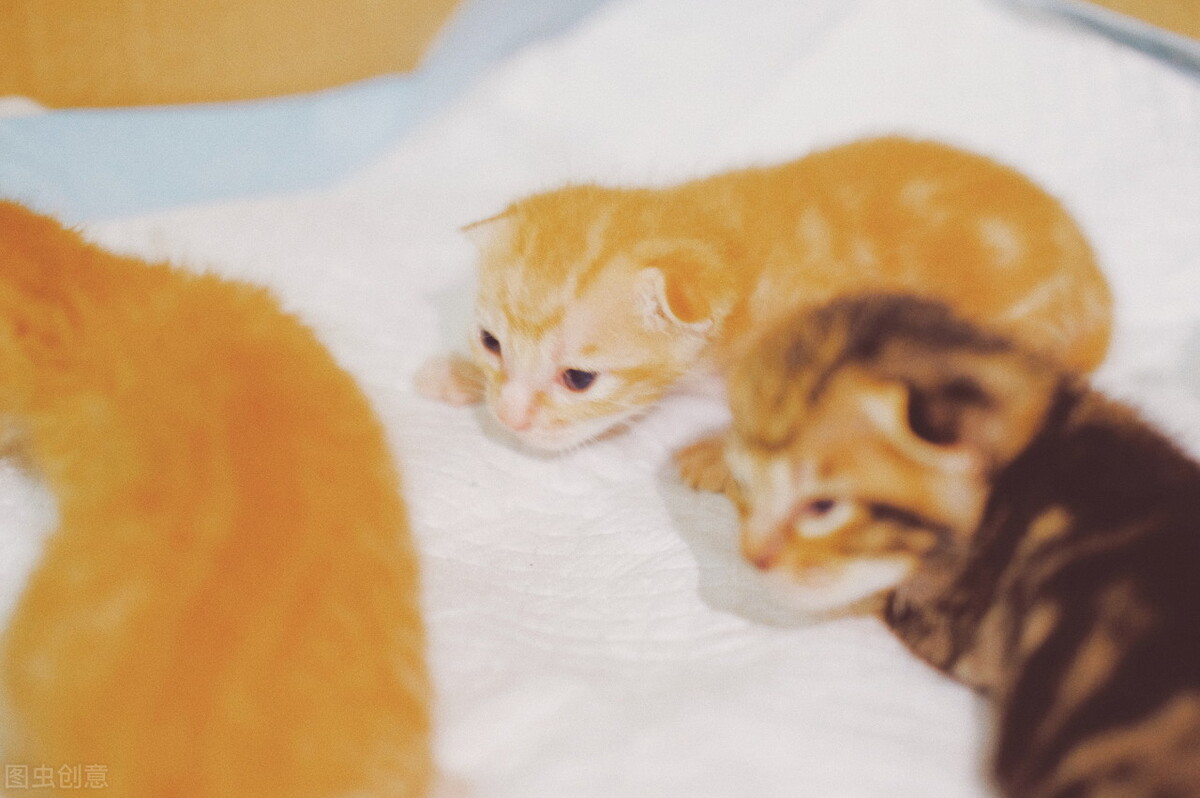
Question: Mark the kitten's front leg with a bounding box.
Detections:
[884,591,962,679]
[886,574,998,693]
[414,353,484,406]
[676,431,735,494]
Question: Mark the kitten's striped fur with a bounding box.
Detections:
[727,294,1200,797]
[417,137,1112,462]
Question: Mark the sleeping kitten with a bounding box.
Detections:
[725,293,1200,797]
[0,202,432,797]
[416,136,1112,469]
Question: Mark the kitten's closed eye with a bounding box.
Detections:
[805,498,836,516]
[480,328,501,355]
[561,369,596,392]
[796,498,855,540]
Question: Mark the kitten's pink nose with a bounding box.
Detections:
[497,406,533,431]
[496,384,536,431]
[746,548,778,571]
[741,523,787,571]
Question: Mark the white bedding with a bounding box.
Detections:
[4,0,1200,795]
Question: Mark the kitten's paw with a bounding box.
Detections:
[414,353,484,406]
[676,434,732,494]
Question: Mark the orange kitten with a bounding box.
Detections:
[416,136,1111,469]
[0,202,432,797]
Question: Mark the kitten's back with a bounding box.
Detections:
[717,137,1112,372]
[0,202,431,797]
[983,390,1200,796]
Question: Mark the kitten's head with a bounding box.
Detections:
[726,294,1064,614]
[465,185,735,451]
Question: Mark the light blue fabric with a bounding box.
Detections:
[0,0,611,222]
[1008,0,1200,75]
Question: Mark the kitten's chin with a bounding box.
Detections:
[760,558,913,617]
[511,429,590,454]
[515,425,616,453]
[502,414,634,454]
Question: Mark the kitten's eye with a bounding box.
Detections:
[804,498,836,517]
[480,329,501,356]
[795,497,853,539]
[561,369,597,392]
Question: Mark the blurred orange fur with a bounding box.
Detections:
[0,202,431,797]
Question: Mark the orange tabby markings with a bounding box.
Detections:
[0,202,432,798]
[420,136,1112,460]
[977,217,1024,267]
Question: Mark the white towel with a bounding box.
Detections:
[5,0,1200,794]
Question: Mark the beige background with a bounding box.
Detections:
[1091,0,1200,39]
[0,0,462,107]
[0,2,1193,113]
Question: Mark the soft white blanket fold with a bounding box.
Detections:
[4,0,1200,794]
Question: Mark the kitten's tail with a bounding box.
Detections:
[0,202,433,797]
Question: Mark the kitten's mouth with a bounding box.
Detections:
[505,422,610,454]
[513,429,585,454]
[495,411,636,454]
[757,556,914,616]
[791,564,838,584]
[758,568,849,616]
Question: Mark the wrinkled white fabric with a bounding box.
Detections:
[4,0,1199,794]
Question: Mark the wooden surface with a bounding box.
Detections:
[0,1,1192,109]
[1085,0,1200,40]
[0,0,462,107]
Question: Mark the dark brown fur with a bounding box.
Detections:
[729,295,1200,797]
[887,382,1200,797]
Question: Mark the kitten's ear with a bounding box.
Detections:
[637,267,707,331]
[636,244,733,332]
[461,212,515,253]
[873,345,1061,470]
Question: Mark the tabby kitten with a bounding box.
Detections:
[725,294,1200,797]
[416,136,1112,468]
[0,201,432,797]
